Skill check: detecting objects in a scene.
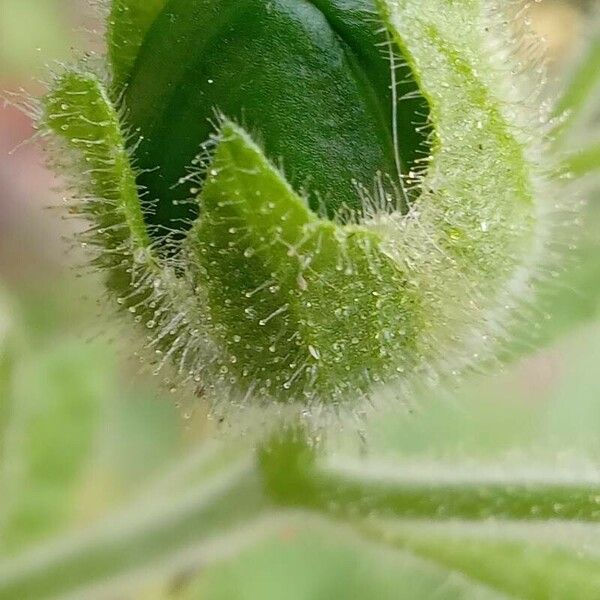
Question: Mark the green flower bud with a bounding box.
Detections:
[118,0,427,230]
[40,0,553,410]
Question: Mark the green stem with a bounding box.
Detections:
[0,460,266,600]
[259,429,600,522]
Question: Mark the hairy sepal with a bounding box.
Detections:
[41,71,218,383]
[369,0,547,372]
[190,121,423,404]
[43,71,151,277]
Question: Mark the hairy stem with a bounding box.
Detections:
[0,460,266,600]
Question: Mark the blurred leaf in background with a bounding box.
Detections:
[0,288,16,465]
[0,0,73,78]
[0,284,184,557]
[1,0,188,563]
[537,9,600,349]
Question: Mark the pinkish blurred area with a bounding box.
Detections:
[0,1,99,286]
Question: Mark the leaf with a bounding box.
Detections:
[520,23,600,349]
[564,141,600,178]
[361,519,600,600]
[0,341,101,555]
[0,279,186,559]
[107,0,167,92]
[554,29,600,146]
[0,288,15,466]
[182,521,508,600]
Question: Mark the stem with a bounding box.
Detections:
[0,460,266,600]
[259,429,600,522]
[3,426,600,599]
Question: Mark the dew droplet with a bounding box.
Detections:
[308,345,321,360]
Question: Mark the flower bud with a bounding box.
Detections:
[41,0,552,409]
[121,0,427,231]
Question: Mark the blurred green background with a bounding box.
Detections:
[1,1,600,598]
